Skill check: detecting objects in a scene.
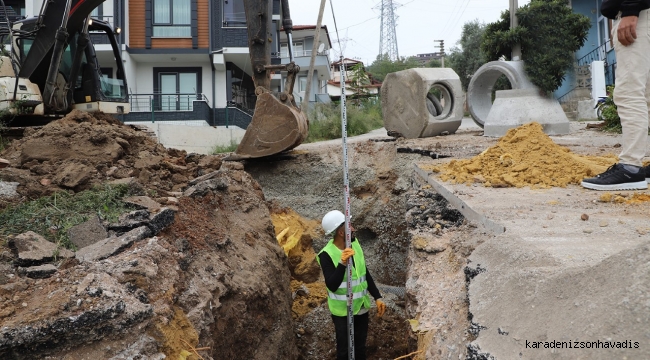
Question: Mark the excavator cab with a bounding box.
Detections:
[0,0,129,124]
[11,16,129,118]
[225,0,308,160]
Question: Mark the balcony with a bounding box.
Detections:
[123,93,214,124]
[89,15,117,45]
[280,49,332,80]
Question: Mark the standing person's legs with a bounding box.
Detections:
[332,312,370,360]
[332,315,348,360]
[614,10,650,167]
[353,312,369,360]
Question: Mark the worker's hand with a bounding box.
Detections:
[376,299,386,318]
[340,248,355,263]
[617,16,638,46]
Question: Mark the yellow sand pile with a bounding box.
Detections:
[271,208,321,255]
[271,207,322,283]
[427,122,618,188]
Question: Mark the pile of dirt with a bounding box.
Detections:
[427,122,618,188]
[0,169,299,359]
[0,110,223,203]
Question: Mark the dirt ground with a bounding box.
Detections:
[2,112,648,359]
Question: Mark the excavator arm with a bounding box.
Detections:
[226,0,308,160]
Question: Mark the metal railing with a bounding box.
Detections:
[130,93,209,112]
[227,101,254,116]
[557,43,613,104]
[576,42,608,67]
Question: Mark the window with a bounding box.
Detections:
[153,0,191,37]
[223,0,246,27]
[280,41,305,58]
[90,4,103,19]
[154,68,201,111]
[598,17,612,53]
[298,77,307,93]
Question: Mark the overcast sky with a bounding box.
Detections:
[290,0,532,65]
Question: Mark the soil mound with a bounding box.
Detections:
[0,111,222,201]
[429,122,617,188]
[0,170,299,359]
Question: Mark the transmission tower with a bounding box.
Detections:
[378,0,399,60]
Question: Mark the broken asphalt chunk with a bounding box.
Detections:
[9,231,74,267]
[75,226,152,263]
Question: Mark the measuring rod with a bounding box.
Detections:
[339,55,355,360]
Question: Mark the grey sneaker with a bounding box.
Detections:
[581,163,648,191]
[644,164,650,184]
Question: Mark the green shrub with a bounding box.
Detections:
[596,86,621,133]
[211,139,239,154]
[306,99,383,142]
[0,184,135,249]
[482,0,590,94]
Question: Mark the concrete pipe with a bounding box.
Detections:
[467,61,536,128]
[381,68,463,139]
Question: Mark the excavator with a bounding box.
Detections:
[0,0,129,124]
[225,0,309,160]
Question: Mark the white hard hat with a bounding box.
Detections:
[322,210,345,235]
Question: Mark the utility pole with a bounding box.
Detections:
[301,0,327,111]
[434,39,445,68]
[510,0,522,60]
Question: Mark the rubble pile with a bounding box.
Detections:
[0,113,298,359]
[0,110,223,202]
[0,168,299,359]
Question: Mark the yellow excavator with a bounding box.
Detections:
[225,0,309,160]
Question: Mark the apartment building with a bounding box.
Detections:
[6,0,333,128]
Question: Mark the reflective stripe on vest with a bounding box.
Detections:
[328,288,369,301]
[337,275,366,289]
[317,239,372,316]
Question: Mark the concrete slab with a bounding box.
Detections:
[414,164,650,359]
[484,89,570,137]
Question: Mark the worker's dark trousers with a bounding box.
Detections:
[332,312,369,360]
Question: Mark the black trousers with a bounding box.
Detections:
[331,312,369,360]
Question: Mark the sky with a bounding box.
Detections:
[289,0,532,65]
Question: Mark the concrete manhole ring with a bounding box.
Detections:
[467,61,536,128]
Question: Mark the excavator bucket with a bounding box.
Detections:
[226,92,308,160]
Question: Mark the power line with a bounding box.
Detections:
[445,0,472,37]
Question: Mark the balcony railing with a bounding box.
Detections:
[130,93,209,112]
[280,50,330,61]
[557,42,614,103]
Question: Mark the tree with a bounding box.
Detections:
[366,54,421,82]
[348,62,371,102]
[446,19,488,91]
[426,59,442,68]
[482,0,590,94]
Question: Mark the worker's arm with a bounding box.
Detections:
[366,270,381,300]
[318,251,347,293]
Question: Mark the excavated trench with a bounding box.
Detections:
[245,139,491,360]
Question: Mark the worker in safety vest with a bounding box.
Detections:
[317,210,386,360]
